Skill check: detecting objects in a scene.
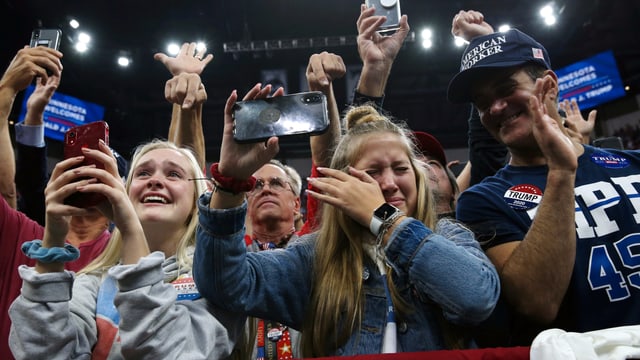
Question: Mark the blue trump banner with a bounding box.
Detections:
[556,50,626,110]
[17,86,105,141]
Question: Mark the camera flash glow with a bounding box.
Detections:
[167,43,180,56]
[69,19,80,29]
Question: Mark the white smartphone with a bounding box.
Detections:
[365,0,401,32]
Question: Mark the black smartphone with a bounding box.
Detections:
[232,91,329,143]
[30,28,62,50]
[365,0,401,32]
[63,121,110,208]
[592,136,624,150]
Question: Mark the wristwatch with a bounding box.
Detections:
[369,203,401,236]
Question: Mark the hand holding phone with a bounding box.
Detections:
[232,91,329,143]
[63,121,110,208]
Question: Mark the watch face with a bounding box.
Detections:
[374,203,399,220]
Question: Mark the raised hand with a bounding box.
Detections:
[306,52,346,92]
[307,166,386,228]
[217,84,284,180]
[357,4,409,69]
[154,42,213,76]
[164,73,207,109]
[560,99,597,144]
[451,10,494,42]
[1,46,62,92]
[26,72,61,116]
[530,78,579,172]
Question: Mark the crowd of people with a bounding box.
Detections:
[1,4,639,360]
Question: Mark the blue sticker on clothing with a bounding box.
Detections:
[591,151,629,169]
[503,184,543,210]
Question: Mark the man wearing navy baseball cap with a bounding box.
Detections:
[450,22,640,346]
[447,28,551,104]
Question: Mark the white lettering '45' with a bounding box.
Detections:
[588,233,640,301]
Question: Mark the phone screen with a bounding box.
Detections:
[232,91,329,143]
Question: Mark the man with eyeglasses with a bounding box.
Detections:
[244,159,302,250]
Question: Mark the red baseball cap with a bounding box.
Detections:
[412,131,446,166]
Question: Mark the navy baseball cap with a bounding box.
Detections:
[447,29,551,103]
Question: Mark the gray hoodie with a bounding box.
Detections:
[9,251,244,359]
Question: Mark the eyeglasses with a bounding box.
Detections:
[249,177,293,196]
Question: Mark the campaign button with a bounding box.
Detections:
[503,184,543,210]
[268,327,283,342]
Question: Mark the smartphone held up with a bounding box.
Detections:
[365,0,401,32]
[63,121,110,208]
[30,28,62,50]
[232,91,329,143]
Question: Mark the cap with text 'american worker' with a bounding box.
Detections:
[447,28,552,103]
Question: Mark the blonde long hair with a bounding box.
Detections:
[79,140,206,276]
[301,105,437,356]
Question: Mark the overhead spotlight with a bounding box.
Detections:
[539,4,554,18]
[167,43,180,56]
[196,42,207,52]
[625,85,630,91]
[454,36,467,47]
[69,19,80,29]
[75,42,88,53]
[77,32,91,44]
[498,24,511,33]
[544,15,557,26]
[539,3,557,26]
[421,28,433,50]
[117,56,131,67]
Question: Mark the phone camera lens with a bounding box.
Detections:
[69,132,76,138]
[303,95,320,104]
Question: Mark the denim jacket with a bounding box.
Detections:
[194,193,500,355]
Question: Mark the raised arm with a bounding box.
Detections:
[355,4,409,98]
[486,82,582,323]
[451,10,507,186]
[0,46,62,208]
[306,52,345,166]
[155,42,212,169]
[14,71,60,225]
